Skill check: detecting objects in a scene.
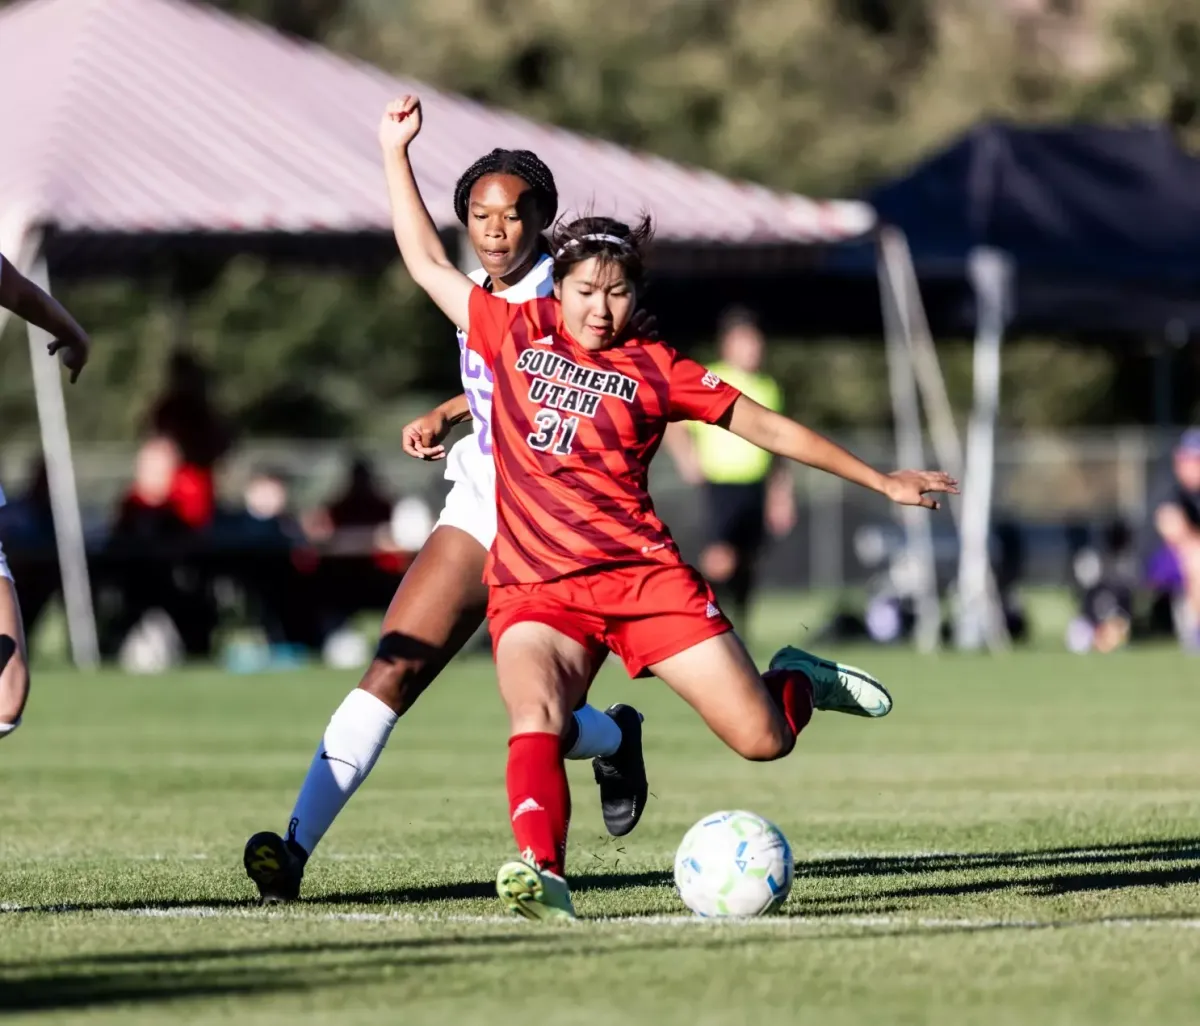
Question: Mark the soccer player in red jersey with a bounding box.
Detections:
[381,96,958,920]
[243,150,652,903]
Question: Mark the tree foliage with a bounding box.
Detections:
[3,0,1196,437]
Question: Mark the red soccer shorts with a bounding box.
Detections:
[487,562,734,678]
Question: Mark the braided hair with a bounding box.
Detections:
[453,149,558,230]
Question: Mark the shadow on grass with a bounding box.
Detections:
[301,836,1199,910]
[4,839,1200,1014]
[799,837,1200,882]
[311,869,674,906]
[0,933,562,1013]
[777,836,1200,916]
[8,905,1200,1014]
[1,869,675,916]
[0,927,829,1012]
[5,837,1196,922]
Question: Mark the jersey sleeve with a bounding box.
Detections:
[466,285,517,367]
[666,353,742,423]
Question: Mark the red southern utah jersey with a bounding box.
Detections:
[466,285,741,585]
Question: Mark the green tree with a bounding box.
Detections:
[4,0,1189,437]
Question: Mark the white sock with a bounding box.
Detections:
[565,704,622,759]
[288,689,398,856]
[0,716,21,740]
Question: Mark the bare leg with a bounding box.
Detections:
[0,576,30,736]
[244,530,631,901]
[494,622,595,918]
[649,632,799,761]
[358,525,490,715]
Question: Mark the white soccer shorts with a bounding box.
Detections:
[432,438,497,552]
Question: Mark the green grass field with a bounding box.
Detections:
[3,638,1199,1025]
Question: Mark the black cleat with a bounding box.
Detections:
[592,704,648,837]
[243,830,307,904]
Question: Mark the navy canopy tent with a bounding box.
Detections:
[823,121,1200,650]
[835,120,1200,335]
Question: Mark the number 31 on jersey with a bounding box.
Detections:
[527,409,580,455]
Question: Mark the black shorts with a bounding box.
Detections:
[703,481,766,554]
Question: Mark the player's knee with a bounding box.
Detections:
[728,719,793,762]
[358,644,432,716]
[0,635,29,726]
[506,696,566,737]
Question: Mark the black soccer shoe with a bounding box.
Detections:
[592,704,648,837]
[243,830,308,904]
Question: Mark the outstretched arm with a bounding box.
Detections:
[379,97,474,332]
[0,254,91,382]
[722,395,957,509]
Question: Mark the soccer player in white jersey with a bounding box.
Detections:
[244,151,649,902]
[0,252,91,741]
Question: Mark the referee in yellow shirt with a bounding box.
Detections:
[665,307,795,629]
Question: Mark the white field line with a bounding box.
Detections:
[3,903,1199,932]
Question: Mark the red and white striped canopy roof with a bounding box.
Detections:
[0,0,875,245]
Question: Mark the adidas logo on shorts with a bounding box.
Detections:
[706,602,721,619]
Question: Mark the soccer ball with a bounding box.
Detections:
[673,810,793,917]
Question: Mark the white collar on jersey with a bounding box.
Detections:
[471,252,554,302]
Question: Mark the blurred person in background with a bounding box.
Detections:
[223,466,322,660]
[243,466,295,530]
[303,454,394,549]
[301,455,404,651]
[102,436,216,661]
[1065,520,1138,654]
[144,347,231,530]
[1152,428,1200,649]
[0,251,91,739]
[664,306,795,630]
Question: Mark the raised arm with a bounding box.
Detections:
[722,395,958,509]
[0,253,91,382]
[379,97,475,332]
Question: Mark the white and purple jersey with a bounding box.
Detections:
[444,254,554,494]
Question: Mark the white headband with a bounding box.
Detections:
[554,233,629,258]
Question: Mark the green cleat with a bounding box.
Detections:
[496,859,577,921]
[769,646,892,718]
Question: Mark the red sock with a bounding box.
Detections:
[761,670,814,740]
[506,732,571,876]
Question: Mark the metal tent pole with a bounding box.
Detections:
[955,247,1013,652]
[17,234,100,669]
[879,228,1011,651]
[876,234,941,652]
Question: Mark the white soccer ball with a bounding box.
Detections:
[673,810,794,917]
